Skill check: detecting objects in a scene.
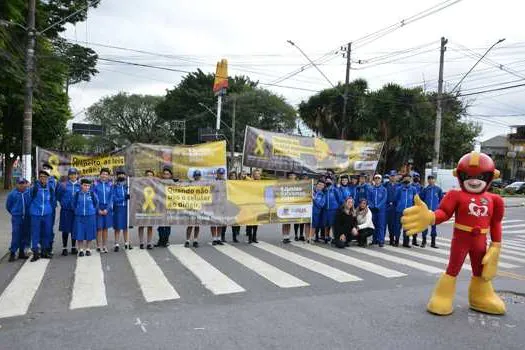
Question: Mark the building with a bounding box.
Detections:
[481,134,508,175]
[507,125,525,181]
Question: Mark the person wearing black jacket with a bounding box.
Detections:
[332,197,358,248]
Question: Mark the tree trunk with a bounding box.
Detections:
[3,155,15,190]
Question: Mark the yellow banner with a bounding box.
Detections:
[71,155,126,176]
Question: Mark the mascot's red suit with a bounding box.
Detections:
[402,151,506,316]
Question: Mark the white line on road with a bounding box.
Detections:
[436,237,525,257]
[291,242,406,278]
[70,252,108,310]
[349,246,443,274]
[0,259,49,319]
[503,224,525,229]
[214,243,309,288]
[254,241,362,282]
[168,245,245,295]
[382,245,472,271]
[433,240,525,265]
[126,249,180,302]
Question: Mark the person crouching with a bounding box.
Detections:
[73,179,99,257]
[332,197,358,248]
[353,199,375,247]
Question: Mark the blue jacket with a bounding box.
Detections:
[6,189,32,217]
[73,191,99,216]
[56,180,81,210]
[395,184,417,212]
[112,182,129,208]
[411,182,422,195]
[29,181,54,216]
[324,185,339,211]
[420,185,443,211]
[368,184,387,210]
[356,183,370,203]
[337,185,353,205]
[93,180,113,210]
[312,191,326,217]
[384,182,399,206]
[48,176,58,208]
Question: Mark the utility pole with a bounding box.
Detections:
[173,120,186,144]
[22,0,36,182]
[230,97,236,172]
[342,42,352,124]
[432,37,448,179]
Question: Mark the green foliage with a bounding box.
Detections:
[54,38,98,93]
[299,81,481,173]
[156,69,296,148]
[86,93,168,147]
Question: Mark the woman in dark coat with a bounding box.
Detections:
[332,197,358,248]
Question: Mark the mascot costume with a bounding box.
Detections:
[401,151,506,315]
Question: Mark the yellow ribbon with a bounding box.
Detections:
[47,154,61,178]
[142,186,156,212]
[253,135,265,156]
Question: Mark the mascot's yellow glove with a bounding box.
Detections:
[482,242,501,281]
[401,195,435,236]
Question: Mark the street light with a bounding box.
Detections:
[450,38,506,93]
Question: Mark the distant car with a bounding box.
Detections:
[491,178,504,188]
[504,182,525,194]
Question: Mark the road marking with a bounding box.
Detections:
[291,242,406,278]
[505,231,525,234]
[436,237,525,257]
[0,259,49,319]
[126,249,180,302]
[254,241,362,282]
[382,246,472,271]
[502,220,524,224]
[214,244,309,288]
[418,244,520,268]
[70,252,108,310]
[498,271,525,281]
[168,245,245,295]
[504,240,525,248]
[349,246,443,274]
[502,224,525,229]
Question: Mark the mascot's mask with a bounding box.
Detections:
[453,151,500,194]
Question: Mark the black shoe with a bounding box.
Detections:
[299,236,305,241]
[233,238,239,243]
[193,241,199,248]
[402,242,412,248]
[71,247,78,255]
[379,243,384,248]
[212,240,218,246]
[42,251,53,259]
[96,247,101,252]
[78,251,85,257]
[283,238,291,244]
[431,237,439,249]
[18,251,29,260]
[147,244,153,250]
[62,248,68,256]
[389,240,394,246]
[184,241,190,248]
[85,250,91,256]
[140,243,145,250]
[412,239,420,247]
[114,245,120,252]
[421,238,427,248]
[221,238,227,243]
[31,253,40,262]
[218,240,225,245]
[252,234,259,244]
[294,236,299,241]
[8,252,16,262]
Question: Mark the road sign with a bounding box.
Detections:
[72,123,104,136]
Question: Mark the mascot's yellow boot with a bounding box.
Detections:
[468,276,506,315]
[427,273,456,315]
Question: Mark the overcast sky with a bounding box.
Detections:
[63,0,525,141]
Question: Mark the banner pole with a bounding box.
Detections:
[34,146,39,183]
[216,94,222,136]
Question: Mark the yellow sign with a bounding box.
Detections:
[165,185,213,210]
[71,155,125,176]
[213,59,228,94]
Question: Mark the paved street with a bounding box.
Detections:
[0,204,524,349]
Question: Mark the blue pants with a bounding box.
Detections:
[10,215,30,253]
[387,204,396,238]
[394,212,405,240]
[371,209,387,244]
[158,226,171,240]
[423,225,438,239]
[31,215,53,252]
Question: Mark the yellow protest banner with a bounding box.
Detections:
[166,185,213,210]
[71,155,125,176]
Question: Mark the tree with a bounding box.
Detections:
[86,93,168,147]
[156,69,297,148]
[54,38,98,95]
[298,80,481,174]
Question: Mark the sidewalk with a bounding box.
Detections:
[1,190,524,260]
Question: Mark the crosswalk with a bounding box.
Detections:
[1,221,525,320]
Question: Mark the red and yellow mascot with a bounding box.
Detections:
[402,151,506,315]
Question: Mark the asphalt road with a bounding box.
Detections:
[0,207,524,350]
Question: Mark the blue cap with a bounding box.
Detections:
[217,168,226,175]
[413,172,421,178]
[16,178,27,184]
[68,167,78,175]
[193,170,202,178]
[388,170,397,176]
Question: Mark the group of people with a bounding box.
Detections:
[6,163,444,263]
[309,170,444,249]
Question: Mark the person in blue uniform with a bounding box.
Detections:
[56,168,80,256]
[395,174,417,248]
[368,174,388,247]
[42,162,58,253]
[156,167,176,247]
[419,175,444,248]
[310,180,326,243]
[73,179,99,257]
[337,174,352,204]
[6,178,31,262]
[30,170,55,261]
[94,168,113,253]
[112,169,132,251]
[384,170,399,245]
[356,173,370,205]
[408,172,424,246]
[323,176,339,243]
